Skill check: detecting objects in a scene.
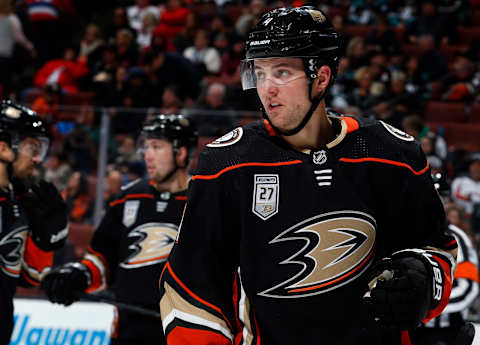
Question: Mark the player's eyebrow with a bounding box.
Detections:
[254,62,299,70]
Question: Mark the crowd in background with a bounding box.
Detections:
[0,0,479,257]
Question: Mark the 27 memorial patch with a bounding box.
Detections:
[252,174,279,220]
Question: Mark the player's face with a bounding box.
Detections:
[254,58,311,132]
[143,138,176,183]
[13,137,44,179]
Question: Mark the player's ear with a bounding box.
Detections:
[176,146,188,168]
[315,65,331,92]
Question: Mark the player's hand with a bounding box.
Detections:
[41,263,90,306]
[23,181,68,251]
[363,254,431,330]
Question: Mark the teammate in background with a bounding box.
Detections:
[159,7,457,345]
[42,115,197,345]
[412,223,479,345]
[0,100,67,345]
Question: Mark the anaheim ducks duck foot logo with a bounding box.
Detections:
[259,211,376,298]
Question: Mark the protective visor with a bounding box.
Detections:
[136,133,169,156]
[16,136,50,162]
[240,58,308,90]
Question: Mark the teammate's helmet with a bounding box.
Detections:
[139,114,198,155]
[0,100,50,161]
[241,6,339,90]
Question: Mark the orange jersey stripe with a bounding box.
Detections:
[21,271,38,286]
[289,242,375,293]
[454,262,479,282]
[82,259,104,292]
[109,193,154,207]
[192,161,303,181]
[168,326,231,345]
[175,196,187,200]
[340,157,429,176]
[165,262,233,331]
[23,236,53,273]
[263,119,278,137]
[4,266,20,275]
[401,331,412,345]
[87,246,109,269]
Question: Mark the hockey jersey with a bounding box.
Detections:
[80,179,186,342]
[159,115,457,345]
[0,187,53,345]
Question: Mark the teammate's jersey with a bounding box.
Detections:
[160,115,457,345]
[0,187,53,345]
[80,178,187,342]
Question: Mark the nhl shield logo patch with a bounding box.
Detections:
[313,150,327,165]
[252,175,279,220]
[123,200,140,227]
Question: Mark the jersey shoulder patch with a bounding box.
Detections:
[206,127,243,148]
[379,121,415,142]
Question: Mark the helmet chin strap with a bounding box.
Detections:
[262,80,326,137]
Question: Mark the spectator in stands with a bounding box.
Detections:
[371,71,421,128]
[33,47,89,93]
[160,85,183,114]
[440,54,476,102]
[402,115,448,160]
[0,1,35,96]
[406,1,455,46]
[451,156,480,220]
[153,0,190,51]
[346,66,384,113]
[44,151,73,192]
[173,12,200,53]
[347,0,382,25]
[26,0,76,65]
[115,135,141,166]
[210,13,234,54]
[136,12,158,49]
[104,7,136,45]
[206,34,243,87]
[416,34,448,92]
[126,160,146,182]
[331,14,351,58]
[61,171,93,223]
[127,0,161,34]
[123,66,154,108]
[345,36,369,71]
[183,29,222,77]
[235,0,265,38]
[194,82,234,136]
[365,14,399,55]
[64,126,97,174]
[446,202,471,236]
[78,24,104,71]
[31,83,62,123]
[115,29,139,68]
[143,48,202,104]
[105,169,123,200]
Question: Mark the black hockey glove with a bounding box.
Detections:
[363,249,445,330]
[41,262,90,306]
[22,180,68,251]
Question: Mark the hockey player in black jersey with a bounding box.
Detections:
[42,114,198,345]
[0,100,66,345]
[159,6,458,345]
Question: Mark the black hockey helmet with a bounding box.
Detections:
[139,114,198,155]
[0,100,50,162]
[241,6,339,90]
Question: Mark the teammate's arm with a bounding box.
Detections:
[41,203,121,304]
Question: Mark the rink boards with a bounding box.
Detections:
[9,298,480,345]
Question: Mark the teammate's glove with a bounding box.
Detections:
[363,249,446,330]
[41,262,90,306]
[22,181,68,251]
